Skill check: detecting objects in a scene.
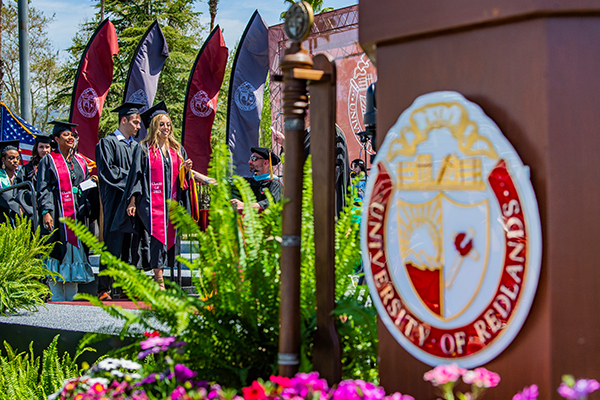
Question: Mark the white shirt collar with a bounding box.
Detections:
[113,129,133,143]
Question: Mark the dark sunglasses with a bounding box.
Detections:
[250,156,264,161]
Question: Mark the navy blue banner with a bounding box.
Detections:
[226,10,269,176]
[123,21,169,141]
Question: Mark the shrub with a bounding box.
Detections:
[0,335,87,400]
[0,216,56,315]
[66,143,376,387]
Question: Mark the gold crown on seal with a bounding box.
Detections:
[386,102,499,191]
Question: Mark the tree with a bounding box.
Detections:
[51,0,207,139]
[1,0,64,126]
[208,0,218,31]
[281,0,334,19]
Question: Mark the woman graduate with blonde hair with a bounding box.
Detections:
[121,102,199,289]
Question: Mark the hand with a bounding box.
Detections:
[184,159,193,173]
[43,213,53,230]
[127,196,136,217]
[230,198,244,210]
[193,170,216,185]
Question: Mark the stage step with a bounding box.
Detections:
[83,240,200,296]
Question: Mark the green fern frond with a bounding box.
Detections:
[0,216,56,315]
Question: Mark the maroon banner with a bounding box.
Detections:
[69,19,119,161]
[181,26,229,174]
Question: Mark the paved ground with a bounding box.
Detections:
[0,302,150,335]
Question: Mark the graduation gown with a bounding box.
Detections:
[95,132,138,241]
[241,174,283,210]
[116,143,191,269]
[15,162,37,219]
[0,168,21,225]
[37,151,89,260]
[16,162,36,187]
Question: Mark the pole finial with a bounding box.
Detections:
[284,1,314,42]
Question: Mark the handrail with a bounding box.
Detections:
[0,181,37,228]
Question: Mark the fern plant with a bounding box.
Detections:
[66,143,377,387]
[0,216,57,315]
[0,335,87,400]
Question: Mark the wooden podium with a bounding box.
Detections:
[359,1,600,399]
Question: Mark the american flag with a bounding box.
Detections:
[0,102,41,164]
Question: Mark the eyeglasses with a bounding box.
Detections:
[250,156,264,161]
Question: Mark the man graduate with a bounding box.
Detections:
[230,147,282,211]
[95,102,145,300]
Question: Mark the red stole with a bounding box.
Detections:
[148,145,183,249]
[48,152,87,248]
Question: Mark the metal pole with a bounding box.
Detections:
[278,1,314,378]
[18,0,32,122]
[0,0,4,100]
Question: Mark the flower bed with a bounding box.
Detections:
[49,334,599,400]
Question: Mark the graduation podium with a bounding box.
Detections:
[359,1,600,399]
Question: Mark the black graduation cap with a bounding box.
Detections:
[49,121,78,138]
[112,102,146,119]
[251,147,280,166]
[0,140,20,156]
[140,101,169,129]
[34,131,54,144]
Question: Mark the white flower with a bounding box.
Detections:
[120,359,142,370]
[111,370,125,378]
[130,373,142,380]
[97,358,121,371]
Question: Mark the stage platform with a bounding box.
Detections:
[0,243,198,361]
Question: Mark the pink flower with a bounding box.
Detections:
[242,380,267,400]
[282,372,329,398]
[355,380,386,400]
[140,336,176,350]
[513,384,539,400]
[138,336,186,359]
[462,368,501,388]
[88,381,106,394]
[271,375,292,389]
[170,386,187,400]
[424,364,467,386]
[384,393,416,400]
[558,379,600,400]
[331,381,361,400]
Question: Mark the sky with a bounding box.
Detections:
[28,0,359,58]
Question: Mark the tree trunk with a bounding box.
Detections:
[209,0,218,31]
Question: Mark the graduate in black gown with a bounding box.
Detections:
[230,147,283,211]
[120,102,194,289]
[38,121,94,301]
[0,141,23,225]
[17,132,53,187]
[95,101,146,300]
[16,132,54,221]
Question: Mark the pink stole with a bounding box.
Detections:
[48,152,87,248]
[148,145,183,249]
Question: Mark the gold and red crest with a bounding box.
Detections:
[362,92,542,367]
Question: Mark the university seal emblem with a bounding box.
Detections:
[77,87,100,118]
[362,91,542,367]
[234,81,257,112]
[190,90,213,117]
